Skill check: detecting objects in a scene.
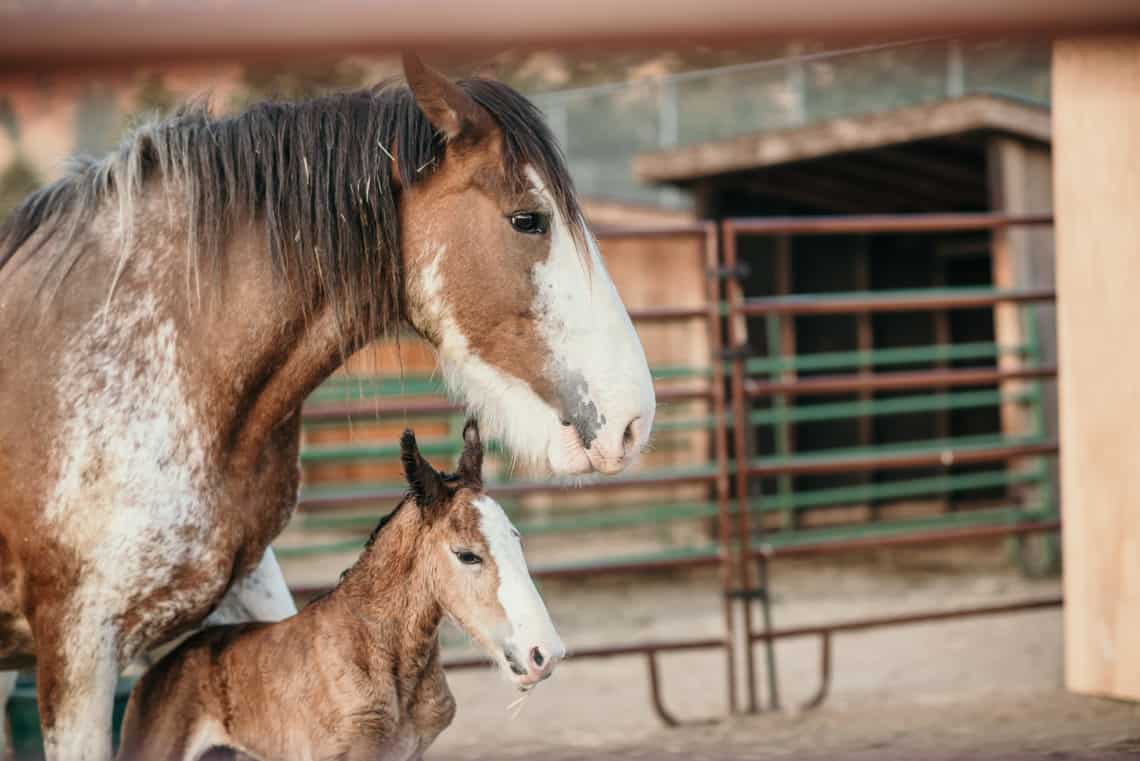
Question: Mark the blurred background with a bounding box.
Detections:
[4,28,1133,760]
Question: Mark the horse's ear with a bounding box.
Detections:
[401,429,448,514]
[456,418,484,488]
[402,52,488,142]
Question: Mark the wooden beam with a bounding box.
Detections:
[1053,34,1140,703]
[732,174,879,214]
[636,95,1052,186]
[822,157,985,209]
[744,166,947,213]
[872,145,990,189]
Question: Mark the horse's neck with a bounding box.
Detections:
[149,219,361,467]
[324,511,443,701]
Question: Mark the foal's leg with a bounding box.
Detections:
[205,548,296,626]
[33,594,120,761]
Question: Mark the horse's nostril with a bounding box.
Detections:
[622,418,639,450]
[530,646,545,668]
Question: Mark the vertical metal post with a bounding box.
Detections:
[704,223,738,714]
[722,222,759,713]
[770,235,796,530]
[756,555,781,710]
[723,222,780,713]
[853,238,876,520]
[932,255,953,512]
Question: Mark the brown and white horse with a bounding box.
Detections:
[116,421,562,761]
[0,54,652,760]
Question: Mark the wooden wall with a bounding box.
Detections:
[1054,34,1140,702]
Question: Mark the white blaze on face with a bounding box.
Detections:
[527,167,656,475]
[473,496,564,668]
[411,247,568,473]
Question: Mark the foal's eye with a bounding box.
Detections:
[508,211,549,235]
[454,550,483,566]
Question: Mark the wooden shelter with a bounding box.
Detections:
[635,92,1057,520]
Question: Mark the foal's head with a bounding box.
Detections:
[398,55,655,476]
[398,420,564,688]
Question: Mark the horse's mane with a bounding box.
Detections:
[0,78,581,344]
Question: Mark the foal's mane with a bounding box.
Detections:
[0,78,581,344]
[308,469,472,607]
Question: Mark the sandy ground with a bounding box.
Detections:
[395,544,1140,760]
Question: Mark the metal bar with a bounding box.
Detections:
[290,551,726,599]
[746,365,1057,398]
[728,213,1053,236]
[801,632,832,711]
[301,470,1044,536]
[755,470,1046,513]
[755,519,1061,559]
[770,235,796,531]
[628,305,710,321]
[300,467,720,511]
[646,652,681,727]
[747,440,1058,478]
[745,340,1021,374]
[738,287,1055,316]
[749,596,1062,641]
[747,388,1030,427]
[442,636,727,670]
[594,222,714,239]
[722,220,760,714]
[756,556,781,711]
[853,239,876,521]
[302,385,713,423]
[703,222,739,716]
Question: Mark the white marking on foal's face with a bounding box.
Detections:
[472,496,564,685]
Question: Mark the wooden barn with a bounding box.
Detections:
[633,93,1058,532]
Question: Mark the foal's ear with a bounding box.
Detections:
[401,429,448,512]
[402,52,488,142]
[456,418,484,488]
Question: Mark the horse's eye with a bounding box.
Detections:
[509,211,549,235]
[454,550,483,566]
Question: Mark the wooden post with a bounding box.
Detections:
[987,136,1056,441]
[1054,34,1140,702]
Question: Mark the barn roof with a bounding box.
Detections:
[633,94,1050,187]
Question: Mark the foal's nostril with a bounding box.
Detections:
[530,646,545,668]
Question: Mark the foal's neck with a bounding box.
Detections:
[324,506,442,695]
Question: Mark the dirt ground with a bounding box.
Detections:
[404,543,1140,760]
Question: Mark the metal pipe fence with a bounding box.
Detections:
[287,212,1062,725]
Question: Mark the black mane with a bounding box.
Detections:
[0,78,581,344]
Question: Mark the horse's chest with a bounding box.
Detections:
[43,305,237,647]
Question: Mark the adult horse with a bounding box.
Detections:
[0,54,654,760]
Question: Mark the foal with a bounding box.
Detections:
[117,421,564,761]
